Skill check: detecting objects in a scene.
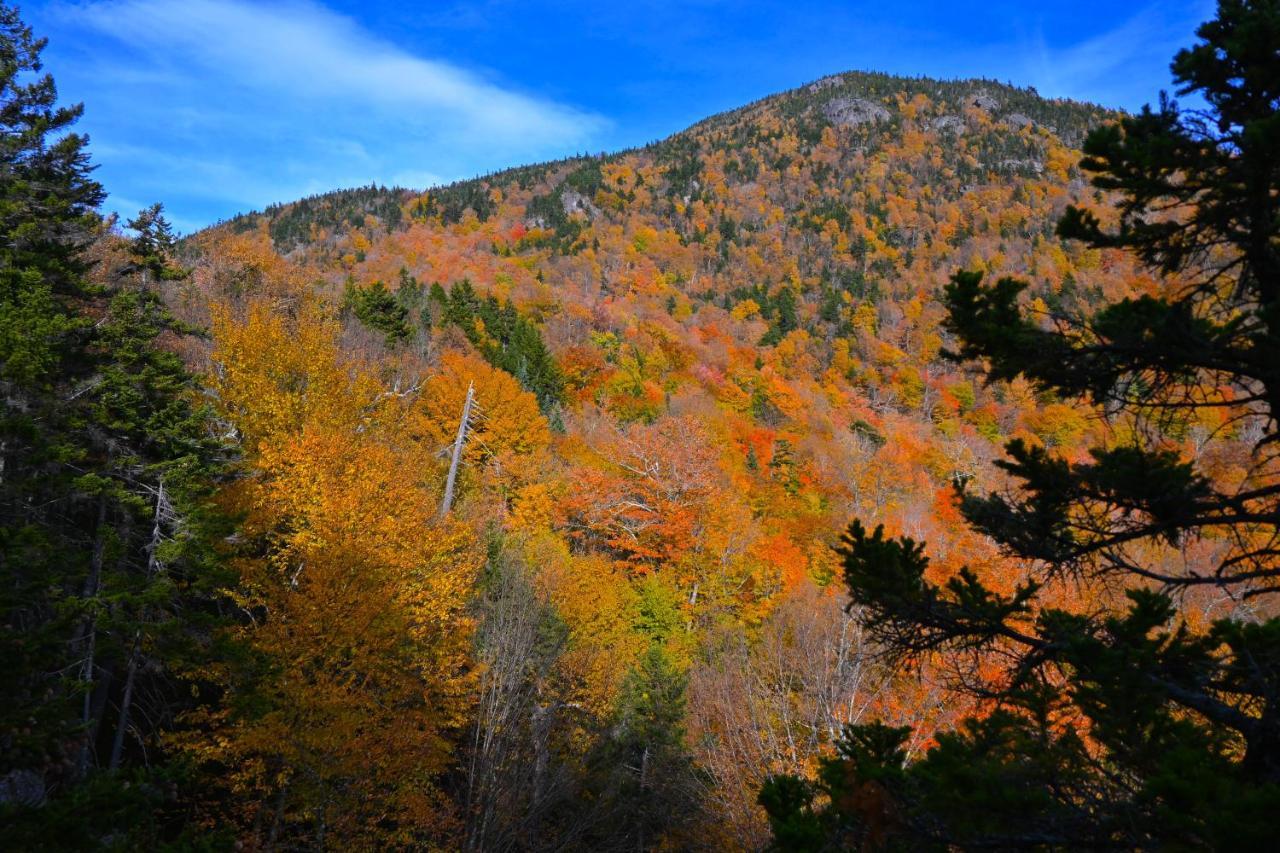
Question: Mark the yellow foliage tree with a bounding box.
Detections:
[411,350,551,516]
[187,298,480,848]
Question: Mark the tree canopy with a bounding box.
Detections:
[762,0,1280,848]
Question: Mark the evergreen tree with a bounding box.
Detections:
[763,1,1280,848]
[343,278,412,345]
[0,3,107,785]
[578,645,707,851]
[760,286,799,346]
[436,280,566,410]
[0,6,230,843]
[0,5,102,388]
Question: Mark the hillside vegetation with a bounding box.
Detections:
[6,0,1277,846]
[175,72,1148,846]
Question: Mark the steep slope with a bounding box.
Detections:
[190,70,1131,561]
[180,71,1156,846]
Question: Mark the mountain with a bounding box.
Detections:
[191,68,1130,446]
[175,71,1147,847]
[187,69,1132,571]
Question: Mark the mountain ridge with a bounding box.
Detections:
[205,69,1118,250]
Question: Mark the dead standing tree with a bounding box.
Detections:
[439,380,476,519]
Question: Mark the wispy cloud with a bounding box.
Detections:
[47,0,607,229]
[1012,1,1216,107]
[69,0,602,145]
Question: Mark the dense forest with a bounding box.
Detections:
[2,0,1278,849]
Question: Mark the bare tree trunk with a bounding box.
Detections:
[109,479,167,771]
[637,744,651,853]
[439,381,475,519]
[531,703,552,810]
[76,494,109,778]
[266,780,289,848]
[108,634,139,771]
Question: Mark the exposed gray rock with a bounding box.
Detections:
[681,179,702,207]
[1005,112,1035,129]
[968,90,1000,111]
[824,97,890,128]
[996,157,1044,174]
[931,114,966,135]
[561,188,601,220]
[806,74,845,93]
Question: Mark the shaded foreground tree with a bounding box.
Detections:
[171,296,481,849]
[455,533,720,852]
[573,643,710,852]
[0,6,232,846]
[461,540,577,853]
[763,1,1280,848]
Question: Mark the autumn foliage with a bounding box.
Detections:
[11,0,1267,843]
[184,298,481,845]
[165,70,1149,848]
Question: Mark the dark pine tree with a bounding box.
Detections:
[436,280,566,411]
[343,278,413,346]
[0,6,232,845]
[763,1,1280,849]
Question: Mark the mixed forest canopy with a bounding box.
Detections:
[1,0,1277,850]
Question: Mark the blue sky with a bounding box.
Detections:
[28,0,1215,233]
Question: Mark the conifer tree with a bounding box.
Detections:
[578,645,707,851]
[763,1,1280,848]
[0,6,229,844]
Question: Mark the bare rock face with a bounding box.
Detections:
[806,74,846,93]
[968,90,1000,111]
[1005,112,1035,129]
[996,157,1044,174]
[561,188,601,220]
[681,179,702,207]
[824,97,890,128]
[932,114,966,135]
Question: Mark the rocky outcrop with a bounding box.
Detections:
[995,157,1044,174]
[824,97,890,127]
[1005,112,1035,129]
[932,114,965,135]
[968,90,1000,111]
[561,188,601,220]
[807,74,846,93]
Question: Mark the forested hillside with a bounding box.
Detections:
[4,0,1278,849]
[176,73,1133,847]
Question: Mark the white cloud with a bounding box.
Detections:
[1013,1,1216,108]
[67,0,603,146]
[48,0,607,229]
